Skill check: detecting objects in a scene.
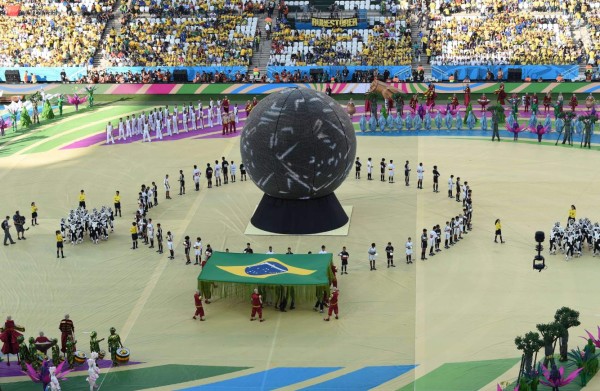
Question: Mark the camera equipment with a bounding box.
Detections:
[533,231,546,272]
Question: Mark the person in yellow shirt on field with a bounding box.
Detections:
[79,190,86,209]
[494,219,505,244]
[130,222,138,250]
[56,230,65,259]
[113,191,122,218]
[568,205,576,225]
[31,202,39,226]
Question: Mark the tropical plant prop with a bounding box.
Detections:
[581,326,600,348]
[497,383,519,391]
[392,92,405,104]
[537,322,565,367]
[539,364,582,390]
[578,115,598,123]
[518,364,541,391]
[20,106,32,128]
[487,105,506,123]
[567,341,600,386]
[516,332,544,374]
[555,307,581,362]
[40,100,55,120]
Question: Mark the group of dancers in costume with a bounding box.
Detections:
[549,218,600,261]
[60,206,114,245]
[353,83,597,146]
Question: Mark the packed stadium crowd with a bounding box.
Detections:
[0,0,598,79]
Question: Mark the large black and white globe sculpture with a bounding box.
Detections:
[241,88,356,234]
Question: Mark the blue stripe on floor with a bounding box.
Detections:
[299,365,416,391]
[179,367,342,390]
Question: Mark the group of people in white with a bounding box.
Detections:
[357,157,474,264]
[105,98,240,144]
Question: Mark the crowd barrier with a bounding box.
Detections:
[103,66,248,81]
[266,66,411,81]
[432,65,579,81]
[0,67,87,83]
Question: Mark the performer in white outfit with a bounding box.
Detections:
[106,122,115,144]
[142,120,152,142]
[207,105,213,128]
[190,107,196,131]
[165,114,172,136]
[155,117,162,140]
[125,116,132,138]
[182,109,188,132]
[234,104,239,124]
[118,118,125,140]
[172,112,179,135]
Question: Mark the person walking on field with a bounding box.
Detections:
[323,288,339,321]
[250,288,265,322]
[2,216,16,246]
[193,290,206,321]
[494,219,505,243]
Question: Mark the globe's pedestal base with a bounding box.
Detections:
[250,193,349,235]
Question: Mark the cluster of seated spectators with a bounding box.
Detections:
[99,0,256,67]
[426,12,583,65]
[0,0,114,66]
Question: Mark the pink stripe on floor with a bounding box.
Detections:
[111,84,145,94]
[146,84,178,94]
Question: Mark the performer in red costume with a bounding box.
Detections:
[524,93,531,112]
[494,83,507,105]
[543,92,552,112]
[34,331,53,354]
[478,94,490,112]
[245,100,253,117]
[425,84,437,108]
[193,290,206,321]
[59,314,75,354]
[250,288,265,322]
[222,95,230,113]
[409,94,419,112]
[0,315,23,365]
[463,84,471,106]
[450,93,459,111]
[569,94,578,111]
[252,96,259,108]
[324,288,339,321]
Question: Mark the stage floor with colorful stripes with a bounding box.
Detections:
[1,99,600,391]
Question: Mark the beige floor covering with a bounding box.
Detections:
[0,134,598,390]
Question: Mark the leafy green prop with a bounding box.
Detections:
[537,322,565,367]
[555,307,581,362]
[516,332,544,374]
[567,341,600,386]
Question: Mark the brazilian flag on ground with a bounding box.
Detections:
[198,252,334,303]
